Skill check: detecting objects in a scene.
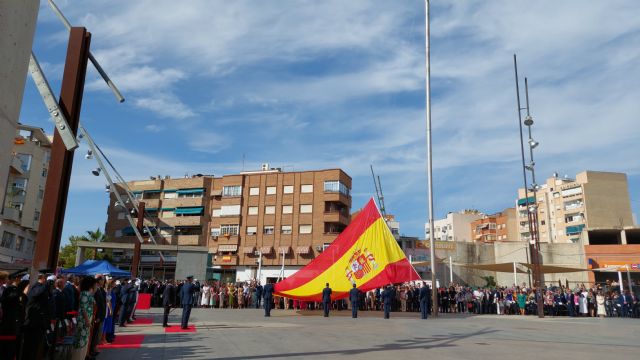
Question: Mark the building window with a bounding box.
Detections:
[212,208,221,217]
[15,236,25,252]
[164,192,177,199]
[249,187,260,196]
[223,185,242,197]
[300,204,313,213]
[281,225,292,234]
[266,186,276,195]
[283,185,294,194]
[16,153,32,172]
[246,226,257,235]
[299,225,312,234]
[33,211,40,221]
[178,192,202,198]
[220,205,241,216]
[265,206,275,215]
[42,168,48,177]
[162,209,175,218]
[38,189,44,199]
[211,228,221,237]
[301,184,313,193]
[115,230,123,237]
[248,206,258,215]
[323,180,350,196]
[263,226,275,235]
[282,205,293,214]
[26,239,33,253]
[220,224,239,236]
[1,232,15,249]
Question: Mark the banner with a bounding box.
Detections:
[274,198,420,301]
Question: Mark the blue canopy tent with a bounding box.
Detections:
[60,260,131,277]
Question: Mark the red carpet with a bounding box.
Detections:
[130,317,153,325]
[136,294,151,310]
[164,325,196,333]
[98,335,145,349]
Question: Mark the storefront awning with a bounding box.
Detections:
[520,263,588,273]
[243,246,256,254]
[517,196,535,206]
[143,189,161,193]
[218,244,238,252]
[296,246,311,254]
[454,262,528,273]
[163,189,177,193]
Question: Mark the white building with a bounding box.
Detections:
[425,210,483,242]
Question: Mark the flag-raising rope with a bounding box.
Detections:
[274,198,420,301]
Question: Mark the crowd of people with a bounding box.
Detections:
[2,269,638,360]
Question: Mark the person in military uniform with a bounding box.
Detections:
[0,270,28,360]
[162,279,176,327]
[322,283,332,317]
[262,280,274,317]
[382,284,394,319]
[21,270,54,360]
[255,282,263,309]
[349,283,360,318]
[419,281,431,319]
[180,276,196,329]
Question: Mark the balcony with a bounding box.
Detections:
[159,216,203,227]
[323,211,350,225]
[323,192,351,207]
[161,197,204,208]
[2,207,21,223]
[175,235,202,246]
[212,254,238,266]
[9,157,25,175]
[324,222,346,234]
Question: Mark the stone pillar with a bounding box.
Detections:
[620,229,627,245]
[0,1,39,209]
[75,245,85,266]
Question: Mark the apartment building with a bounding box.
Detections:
[517,171,634,243]
[104,166,352,283]
[0,125,51,263]
[425,210,483,243]
[470,208,517,243]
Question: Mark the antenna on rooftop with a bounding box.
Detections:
[370,165,387,217]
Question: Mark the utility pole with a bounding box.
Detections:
[131,201,145,278]
[32,27,90,275]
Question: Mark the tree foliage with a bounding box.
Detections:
[57,228,112,268]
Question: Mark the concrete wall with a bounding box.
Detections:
[581,171,633,228]
[0,1,39,211]
[176,249,208,281]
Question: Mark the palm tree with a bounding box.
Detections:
[81,228,109,260]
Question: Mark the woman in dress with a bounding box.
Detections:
[228,284,235,308]
[579,290,589,316]
[71,276,97,360]
[102,279,117,343]
[517,290,526,315]
[209,284,216,308]
[201,283,210,308]
[596,290,606,318]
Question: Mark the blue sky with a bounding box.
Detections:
[20,0,640,243]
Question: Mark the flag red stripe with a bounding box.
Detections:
[275,199,381,291]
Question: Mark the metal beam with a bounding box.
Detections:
[32,27,90,276]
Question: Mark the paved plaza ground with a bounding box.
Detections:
[99,308,639,360]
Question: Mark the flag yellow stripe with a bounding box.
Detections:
[281,218,406,297]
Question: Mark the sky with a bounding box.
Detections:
[20,0,640,243]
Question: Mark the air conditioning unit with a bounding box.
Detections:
[315,245,323,252]
[212,235,218,239]
[254,251,260,256]
[261,163,270,171]
[255,258,260,263]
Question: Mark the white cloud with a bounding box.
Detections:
[133,93,196,119]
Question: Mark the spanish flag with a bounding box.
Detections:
[274,198,420,301]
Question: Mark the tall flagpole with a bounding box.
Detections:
[425,0,438,316]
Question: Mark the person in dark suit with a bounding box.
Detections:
[255,282,263,309]
[349,283,360,318]
[162,280,176,327]
[262,281,274,317]
[21,272,53,360]
[90,276,107,357]
[382,284,394,319]
[118,280,133,326]
[419,282,430,319]
[180,276,196,329]
[322,283,332,317]
[62,274,77,317]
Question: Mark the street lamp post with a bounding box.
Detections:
[513,55,545,318]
